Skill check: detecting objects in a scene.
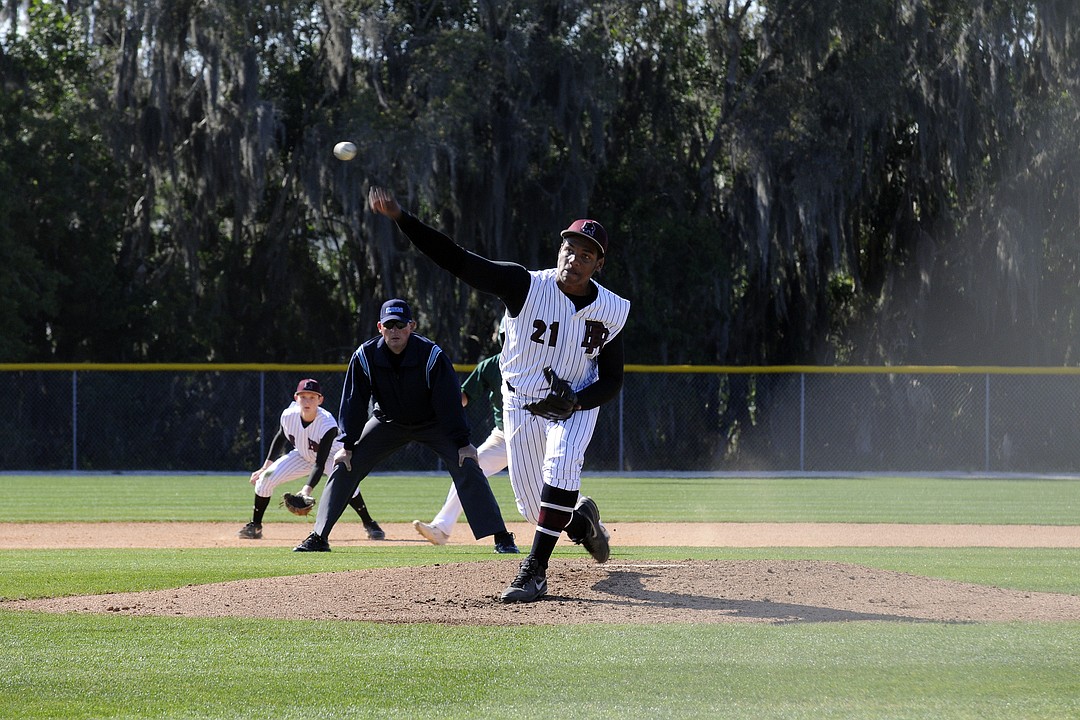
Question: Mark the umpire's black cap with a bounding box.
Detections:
[380,298,413,324]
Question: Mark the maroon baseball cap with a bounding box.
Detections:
[295,378,322,396]
[561,219,608,256]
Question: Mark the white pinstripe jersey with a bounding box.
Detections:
[278,403,339,464]
[500,268,630,397]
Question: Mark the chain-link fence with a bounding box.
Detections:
[3,365,1079,473]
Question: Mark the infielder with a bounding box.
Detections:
[369,186,630,603]
[238,378,384,540]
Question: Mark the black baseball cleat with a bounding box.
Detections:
[493,531,519,554]
[571,496,611,563]
[237,522,262,539]
[364,521,386,541]
[500,556,547,603]
[293,532,330,552]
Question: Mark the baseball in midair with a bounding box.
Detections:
[333,141,357,161]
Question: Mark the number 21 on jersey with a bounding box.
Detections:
[530,319,610,355]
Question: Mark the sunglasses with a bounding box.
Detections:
[382,320,408,330]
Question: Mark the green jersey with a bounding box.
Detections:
[461,353,503,430]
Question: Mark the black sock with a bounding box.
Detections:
[528,533,557,570]
[252,494,271,524]
[563,507,588,541]
[528,485,579,567]
[349,493,374,524]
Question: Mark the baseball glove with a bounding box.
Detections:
[281,492,315,516]
[523,366,578,421]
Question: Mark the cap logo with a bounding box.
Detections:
[380,298,413,323]
[579,221,598,238]
[296,378,322,395]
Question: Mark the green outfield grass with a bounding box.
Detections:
[1,472,1077,524]
[4,612,1078,720]
[2,473,1079,719]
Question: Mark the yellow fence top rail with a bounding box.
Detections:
[625,364,1080,375]
[4,363,1080,375]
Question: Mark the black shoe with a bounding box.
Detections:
[500,556,547,603]
[293,532,330,552]
[493,532,519,554]
[572,496,610,563]
[364,521,386,541]
[237,522,262,539]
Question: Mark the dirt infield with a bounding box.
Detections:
[5,522,1080,624]
[5,521,1080,549]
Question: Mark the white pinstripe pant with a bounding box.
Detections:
[502,392,599,525]
[253,444,358,500]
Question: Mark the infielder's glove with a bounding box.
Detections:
[523,366,578,421]
[281,492,316,516]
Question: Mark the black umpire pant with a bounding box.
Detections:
[314,416,509,540]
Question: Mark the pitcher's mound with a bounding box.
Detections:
[8,559,1080,625]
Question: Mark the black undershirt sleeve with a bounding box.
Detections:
[265,428,288,463]
[575,335,625,410]
[307,429,337,489]
[396,212,531,315]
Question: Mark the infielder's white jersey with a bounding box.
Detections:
[499,268,630,398]
[279,403,339,464]
[254,403,344,497]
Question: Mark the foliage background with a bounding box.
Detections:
[2,0,1078,366]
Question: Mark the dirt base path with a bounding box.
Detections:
[4,522,1079,625]
[3,521,1079,549]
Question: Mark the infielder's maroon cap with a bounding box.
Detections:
[295,378,322,395]
[561,219,608,256]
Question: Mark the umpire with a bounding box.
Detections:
[294,298,516,552]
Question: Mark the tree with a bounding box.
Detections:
[0,1,128,360]
[3,0,1079,367]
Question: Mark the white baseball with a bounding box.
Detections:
[333,141,357,161]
